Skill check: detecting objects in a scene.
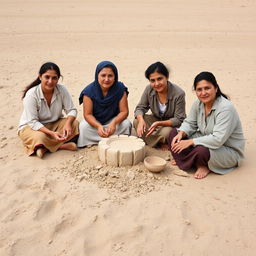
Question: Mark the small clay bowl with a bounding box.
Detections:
[144,156,167,173]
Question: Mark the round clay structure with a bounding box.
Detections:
[98,135,146,167]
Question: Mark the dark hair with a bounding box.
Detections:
[22,62,61,99]
[145,61,169,80]
[193,71,229,100]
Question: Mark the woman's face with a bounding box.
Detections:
[149,72,168,93]
[195,80,217,105]
[98,67,115,91]
[40,69,59,93]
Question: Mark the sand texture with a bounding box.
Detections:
[1,0,256,255]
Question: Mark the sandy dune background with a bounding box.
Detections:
[0,0,256,255]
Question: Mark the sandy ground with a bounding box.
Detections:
[1,0,256,255]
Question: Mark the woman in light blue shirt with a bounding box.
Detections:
[169,72,245,179]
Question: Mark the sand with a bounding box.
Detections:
[1,0,256,255]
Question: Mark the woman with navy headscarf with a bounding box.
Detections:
[78,61,132,147]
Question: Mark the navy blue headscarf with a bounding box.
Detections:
[79,61,128,125]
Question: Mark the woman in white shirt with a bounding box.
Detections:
[18,62,79,158]
[169,72,245,179]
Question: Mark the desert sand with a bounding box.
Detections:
[1,0,256,255]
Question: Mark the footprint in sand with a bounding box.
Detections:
[173,168,190,177]
[82,215,115,254]
[180,201,199,240]
[34,200,57,220]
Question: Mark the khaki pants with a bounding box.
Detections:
[133,114,172,147]
[18,118,79,155]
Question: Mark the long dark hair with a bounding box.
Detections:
[145,61,169,80]
[22,62,61,99]
[193,71,229,100]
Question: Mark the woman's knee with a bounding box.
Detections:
[79,119,91,132]
[118,119,132,134]
[122,119,132,129]
[159,127,172,139]
[195,146,210,164]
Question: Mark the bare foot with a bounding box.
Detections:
[194,166,210,179]
[36,147,47,158]
[59,142,77,151]
[170,159,177,166]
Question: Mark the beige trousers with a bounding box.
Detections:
[18,118,79,155]
[133,114,172,147]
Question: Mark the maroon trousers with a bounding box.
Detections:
[168,129,210,170]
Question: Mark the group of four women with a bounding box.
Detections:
[18,61,245,179]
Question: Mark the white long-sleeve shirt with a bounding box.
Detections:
[18,84,77,131]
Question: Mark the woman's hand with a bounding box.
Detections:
[137,119,147,137]
[62,122,72,140]
[106,121,116,137]
[50,131,66,142]
[97,125,108,138]
[171,132,183,147]
[171,139,194,153]
[146,121,160,137]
